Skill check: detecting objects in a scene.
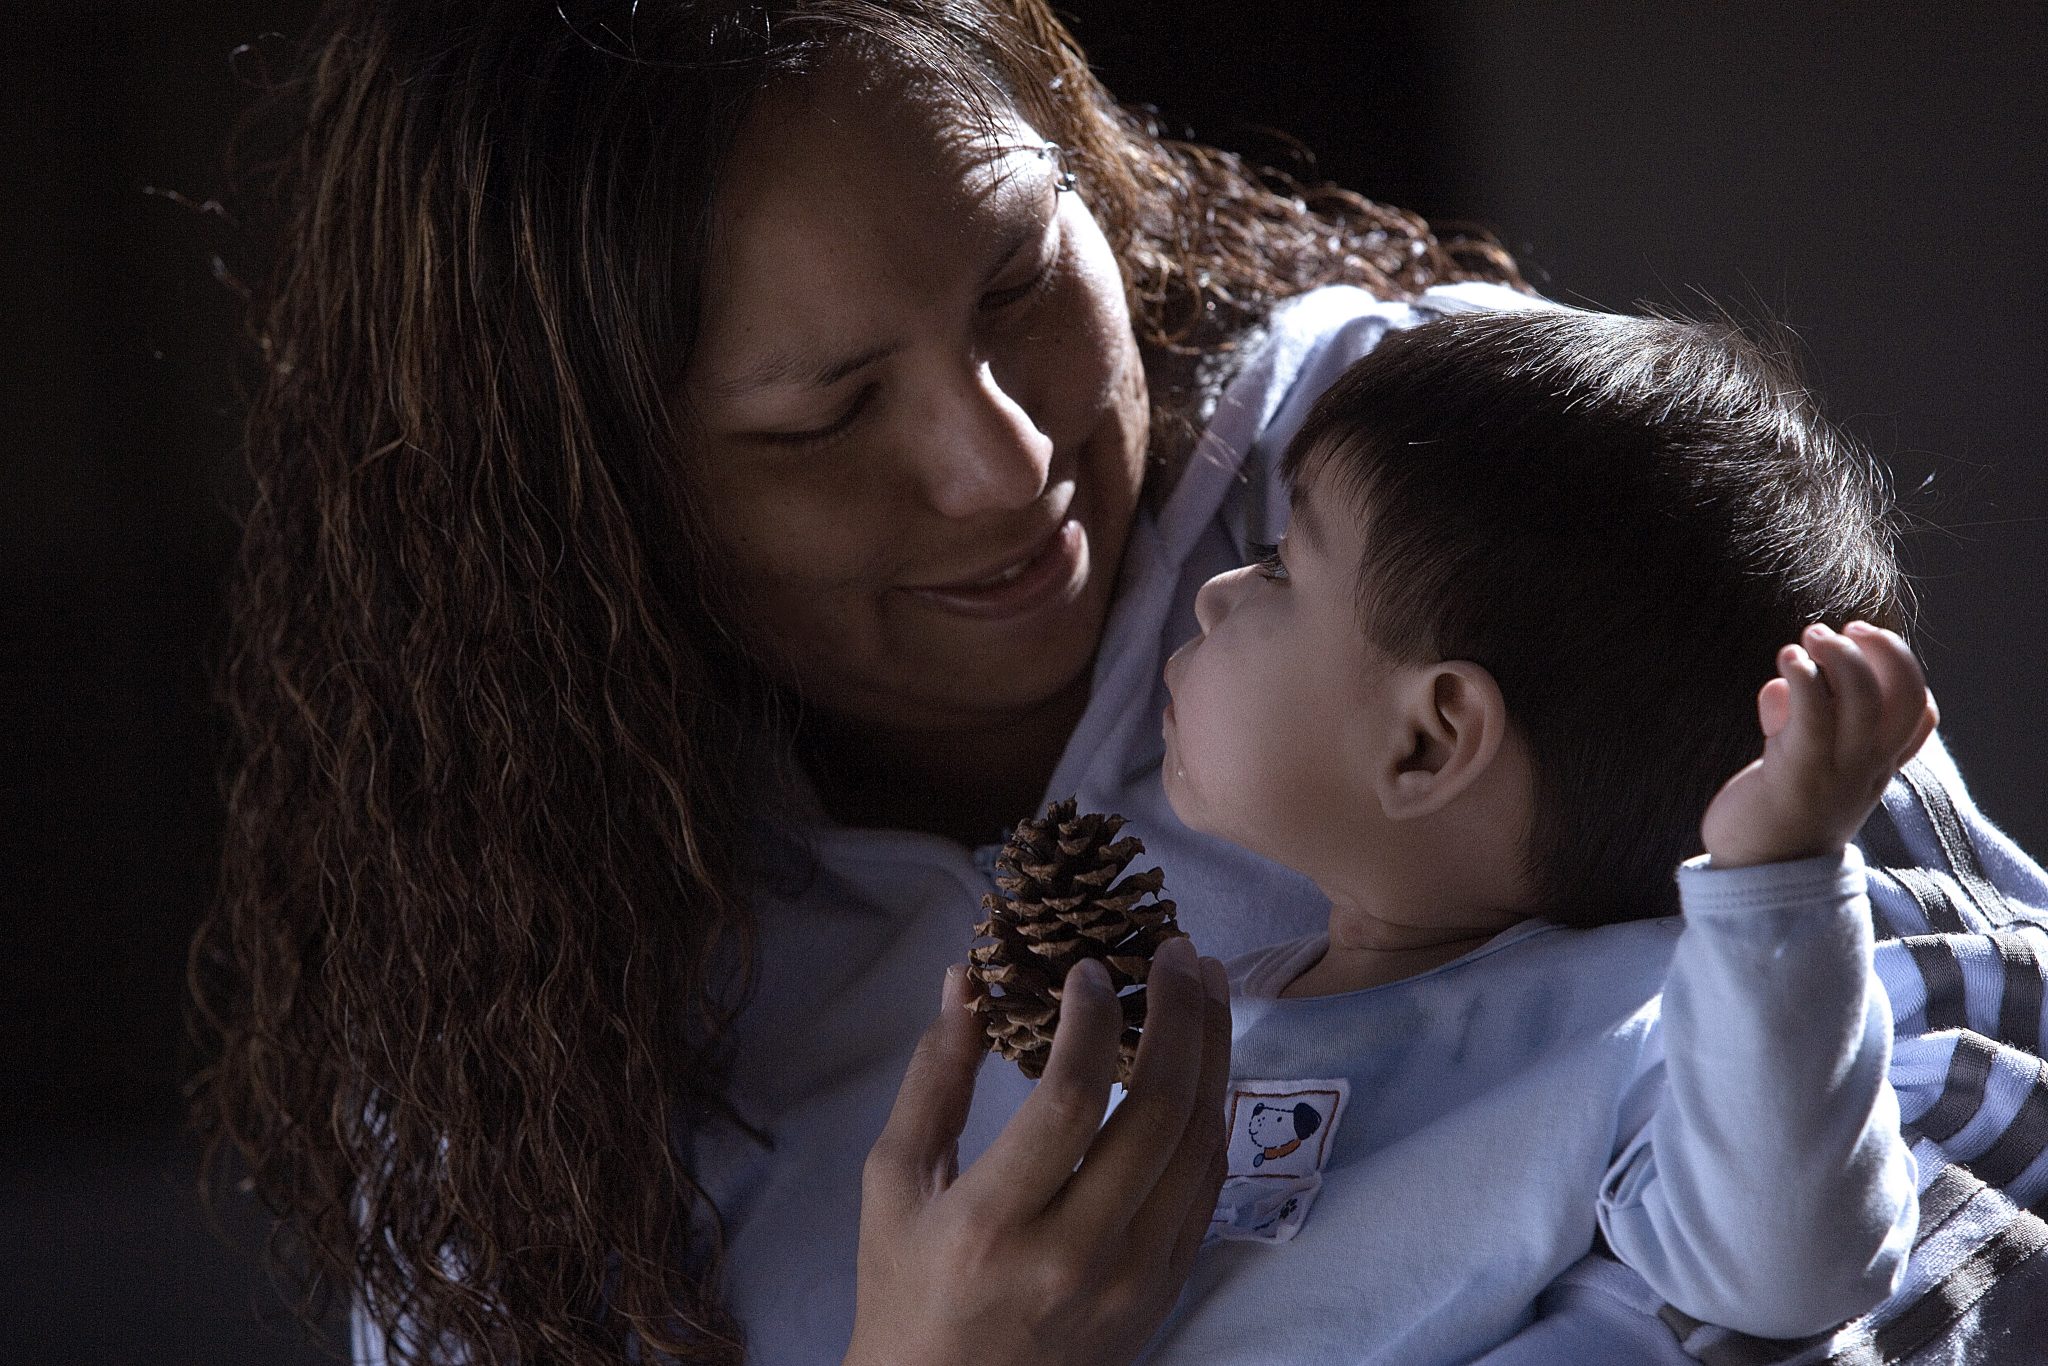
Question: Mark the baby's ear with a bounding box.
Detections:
[1379,661,1510,820]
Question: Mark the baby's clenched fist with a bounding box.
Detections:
[1700,621,1939,870]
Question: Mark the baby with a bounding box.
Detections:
[1148,308,1935,1364]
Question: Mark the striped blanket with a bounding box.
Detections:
[1662,735,2048,1365]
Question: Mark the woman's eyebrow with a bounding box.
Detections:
[704,339,903,400]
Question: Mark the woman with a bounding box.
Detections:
[190,3,2048,1363]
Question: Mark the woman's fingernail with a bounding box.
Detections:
[1071,958,1110,993]
[1157,934,1196,975]
[1201,956,1228,1003]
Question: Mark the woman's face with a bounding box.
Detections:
[684,61,1148,742]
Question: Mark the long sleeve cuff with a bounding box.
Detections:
[1676,845,1867,927]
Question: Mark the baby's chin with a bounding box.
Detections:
[1159,756,1193,825]
[1160,762,1254,849]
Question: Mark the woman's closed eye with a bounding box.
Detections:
[1248,541,1289,582]
[980,218,1062,314]
[757,383,878,451]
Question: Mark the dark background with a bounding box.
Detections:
[5,2,2042,1361]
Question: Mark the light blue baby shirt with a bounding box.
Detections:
[1142,848,1916,1364]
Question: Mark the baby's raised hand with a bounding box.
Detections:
[1700,622,1940,869]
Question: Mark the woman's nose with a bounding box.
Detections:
[912,359,1053,519]
[1192,566,1250,633]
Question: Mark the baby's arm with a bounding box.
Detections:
[1598,622,1936,1338]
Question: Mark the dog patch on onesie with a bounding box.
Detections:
[1208,1079,1349,1244]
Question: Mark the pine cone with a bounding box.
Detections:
[968,797,1183,1083]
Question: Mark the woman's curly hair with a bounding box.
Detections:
[187,2,1522,1361]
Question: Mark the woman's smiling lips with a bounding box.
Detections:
[899,517,1087,619]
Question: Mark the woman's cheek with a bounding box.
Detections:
[718,478,872,593]
[1060,213,1140,411]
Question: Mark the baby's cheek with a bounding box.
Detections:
[1182,700,1288,840]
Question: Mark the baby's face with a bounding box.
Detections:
[1162,468,1402,878]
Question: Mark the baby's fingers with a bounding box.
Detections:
[1802,623,1884,760]
[1773,638,1834,770]
[1843,622,1940,762]
[1756,676,1792,739]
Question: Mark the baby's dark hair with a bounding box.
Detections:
[1283,308,1908,927]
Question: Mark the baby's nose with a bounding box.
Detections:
[1192,565,1250,633]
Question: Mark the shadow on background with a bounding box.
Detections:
[4,2,2040,1362]
[3,1133,343,1363]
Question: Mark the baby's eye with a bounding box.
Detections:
[1248,541,1289,582]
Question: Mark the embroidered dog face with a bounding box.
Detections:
[1248,1100,1323,1167]
[1214,1080,1349,1242]
[1224,1080,1345,1183]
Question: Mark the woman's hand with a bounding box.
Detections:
[1702,621,1940,868]
[846,935,1231,1366]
